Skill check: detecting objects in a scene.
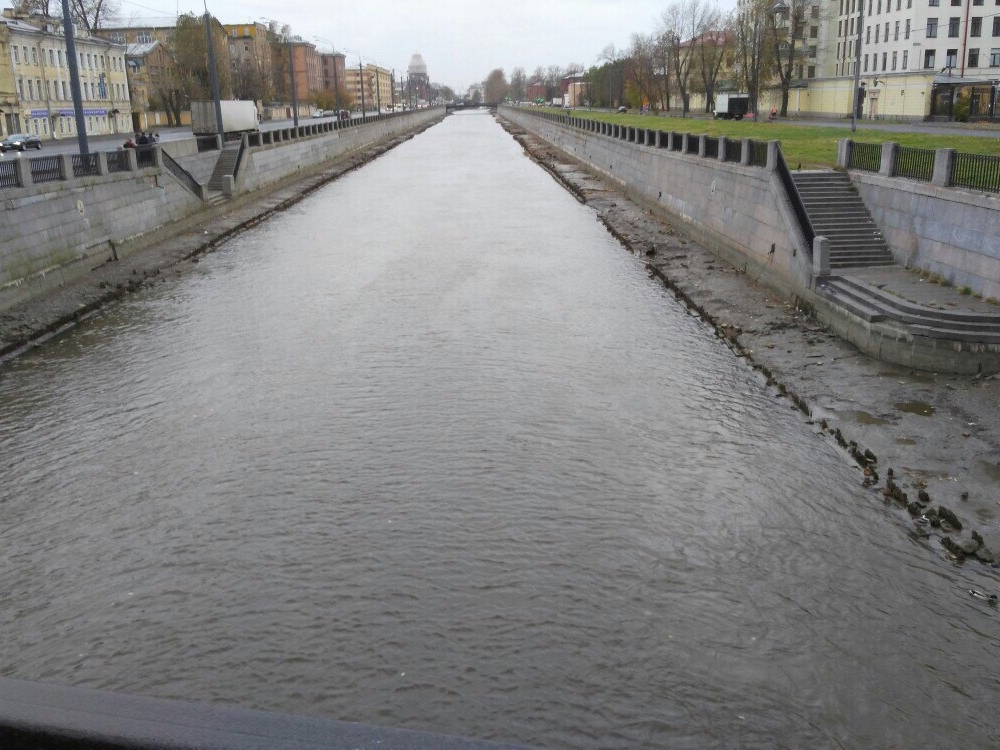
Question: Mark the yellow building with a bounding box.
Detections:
[344,63,393,112]
[0,21,18,136]
[0,9,132,140]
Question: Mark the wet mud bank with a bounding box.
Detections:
[500,115,1000,572]
[0,119,441,363]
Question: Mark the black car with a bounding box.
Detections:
[0,133,42,152]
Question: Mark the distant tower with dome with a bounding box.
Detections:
[407,53,429,102]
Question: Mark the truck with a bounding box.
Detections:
[190,100,259,136]
[713,93,750,120]
[550,97,563,107]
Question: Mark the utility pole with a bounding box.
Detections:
[359,61,366,120]
[289,40,298,127]
[61,0,88,153]
[203,6,223,137]
[375,67,381,113]
[333,52,340,113]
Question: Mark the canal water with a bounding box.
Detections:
[1,111,997,748]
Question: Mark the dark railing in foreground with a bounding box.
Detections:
[748,140,768,167]
[0,676,526,750]
[29,155,62,183]
[951,152,1000,193]
[106,150,128,173]
[893,145,934,181]
[0,160,18,188]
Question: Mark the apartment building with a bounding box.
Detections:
[344,63,392,111]
[789,0,1000,119]
[0,9,131,139]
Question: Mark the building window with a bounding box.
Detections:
[812,4,819,17]
[809,44,817,57]
[949,16,961,36]
[927,18,938,36]
[903,49,908,68]
[972,17,982,35]
[946,48,958,67]
[874,25,878,42]
[27,79,34,100]
[969,48,980,66]
[952,0,961,4]
[58,50,63,65]
[810,25,818,38]
[991,47,1000,65]
[12,46,18,64]
[31,47,37,65]
[906,19,911,37]
[808,65,816,77]
[974,0,983,4]
[867,25,871,43]
[48,49,54,65]
[864,53,870,71]
[994,17,1000,34]
[892,50,898,69]
[895,20,900,40]
[925,49,936,67]
[929,0,939,5]
[883,51,888,69]
[137,31,152,43]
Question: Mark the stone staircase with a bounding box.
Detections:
[792,171,895,269]
[817,275,1000,344]
[207,145,241,192]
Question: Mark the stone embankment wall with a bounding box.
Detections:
[0,108,443,313]
[500,106,813,298]
[852,173,1000,301]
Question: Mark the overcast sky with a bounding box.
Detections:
[117,0,731,93]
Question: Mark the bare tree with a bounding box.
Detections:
[651,33,673,111]
[766,0,811,116]
[693,13,734,114]
[733,0,769,118]
[13,0,117,28]
[483,68,508,102]
[509,67,527,102]
[626,33,658,109]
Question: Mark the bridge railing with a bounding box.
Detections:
[0,676,525,750]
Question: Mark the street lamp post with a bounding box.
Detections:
[852,0,864,131]
[61,0,89,154]
[359,60,366,120]
[203,6,224,137]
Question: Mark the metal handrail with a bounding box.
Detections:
[161,150,202,198]
[775,147,816,249]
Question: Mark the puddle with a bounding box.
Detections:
[894,401,936,417]
[839,410,891,426]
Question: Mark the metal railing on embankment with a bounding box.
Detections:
[502,104,815,261]
[844,139,1000,193]
[0,108,441,195]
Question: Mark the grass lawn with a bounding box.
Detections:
[537,108,1000,169]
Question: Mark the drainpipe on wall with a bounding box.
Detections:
[961,0,971,77]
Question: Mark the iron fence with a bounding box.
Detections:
[748,140,768,167]
[723,139,742,163]
[106,150,128,173]
[136,146,155,168]
[670,133,683,152]
[849,141,882,172]
[30,155,63,183]
[704,136,719,159]
[684,136,699,155]
[0,160,17,188]
[893,146,934,181]
[71,153,100,178]
[161,151,201,197]
[950,152,1000,193]
[196,136,219,152]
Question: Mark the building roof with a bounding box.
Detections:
[102,16,179,29]
[126,41,160,57]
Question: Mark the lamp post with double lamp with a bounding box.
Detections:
[851,0,864,131]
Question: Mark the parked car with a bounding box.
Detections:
[0,133,42,152]
[617,106,628,114]
[312,110,328,118]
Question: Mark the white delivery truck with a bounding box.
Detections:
[190,100,259,137]
[713,93,750,120]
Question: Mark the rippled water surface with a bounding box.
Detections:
[1,111,998,748]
